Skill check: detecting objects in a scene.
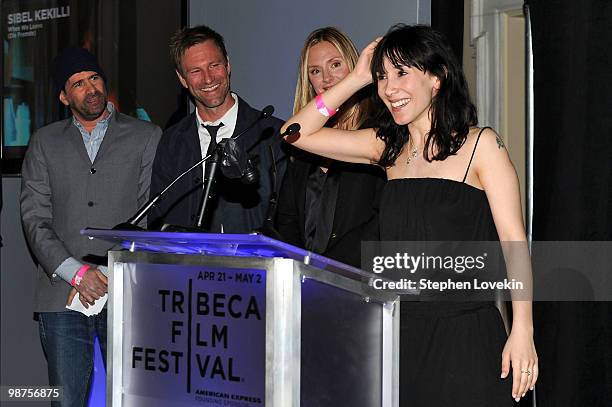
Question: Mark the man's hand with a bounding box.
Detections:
[66,287,91,308]
[74,267,108,306]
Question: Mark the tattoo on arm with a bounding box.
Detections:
[495,135,505,149]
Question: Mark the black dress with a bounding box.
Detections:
[379,132,513,406]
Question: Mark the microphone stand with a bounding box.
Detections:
[113,153,213,230]
[253,144,282,240]
[195,140,224,229]
[252,123,302,239]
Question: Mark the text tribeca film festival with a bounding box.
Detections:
[124,263,266,406]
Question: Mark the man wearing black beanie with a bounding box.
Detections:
[51,47,109,126]
[20,47,161,406]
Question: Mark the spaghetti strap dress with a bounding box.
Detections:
[379,128,513,406]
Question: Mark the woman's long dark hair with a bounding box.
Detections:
[370,24,477,167]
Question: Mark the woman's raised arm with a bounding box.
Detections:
[282,39,385,164]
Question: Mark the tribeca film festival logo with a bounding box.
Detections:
[370,251,524,292]
[131,284,262,382]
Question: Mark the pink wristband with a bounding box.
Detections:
[71,264,90,287]
[315,94,338,117]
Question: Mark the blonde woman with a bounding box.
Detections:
[276,27,385,267]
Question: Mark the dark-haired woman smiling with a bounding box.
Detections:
[282,24,537,406]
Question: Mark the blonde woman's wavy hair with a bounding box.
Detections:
[293,27,369,130]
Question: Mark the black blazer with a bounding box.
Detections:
[149,96,286,232]
[275,152,386,267]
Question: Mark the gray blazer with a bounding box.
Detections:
[21,112,161,312]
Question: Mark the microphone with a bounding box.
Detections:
[281,123,301,137]
[225,121,299,185]
[219,105,275,183]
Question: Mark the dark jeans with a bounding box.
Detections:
[38,309,107,407]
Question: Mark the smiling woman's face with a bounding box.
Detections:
[376,56,440,127]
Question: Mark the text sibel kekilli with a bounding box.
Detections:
[7,7,70,25]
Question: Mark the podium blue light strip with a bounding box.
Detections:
[81,229,373,281]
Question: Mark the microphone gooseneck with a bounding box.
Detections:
[115,153,214,229]
[232,105,274,142]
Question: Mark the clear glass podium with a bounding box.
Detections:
[83,229,400,407]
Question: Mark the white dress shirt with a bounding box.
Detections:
[196,92,239,175]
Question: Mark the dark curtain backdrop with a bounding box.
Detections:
[431,0,464,62]
[529,1,612,406]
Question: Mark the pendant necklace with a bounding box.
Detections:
[406,145,418,165]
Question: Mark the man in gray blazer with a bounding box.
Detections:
[20,47,161,406]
